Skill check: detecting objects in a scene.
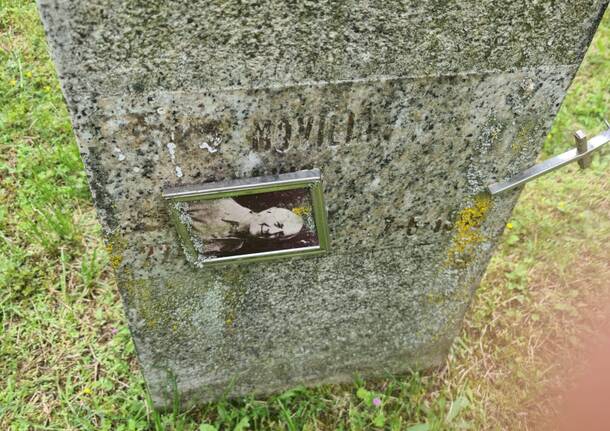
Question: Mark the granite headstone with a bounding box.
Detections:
[38,0,608,408]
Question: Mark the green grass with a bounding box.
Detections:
[1,1,609,429]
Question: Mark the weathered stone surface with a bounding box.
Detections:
[38,0,608,408]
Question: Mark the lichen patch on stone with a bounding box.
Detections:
[446,193,493,268]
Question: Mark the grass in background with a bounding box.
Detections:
[1,1,608,429]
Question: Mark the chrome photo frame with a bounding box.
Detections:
[163,169,330,267]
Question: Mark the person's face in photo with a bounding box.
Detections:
[249,207,303,239]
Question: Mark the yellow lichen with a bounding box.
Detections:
[110,254,123,269]
[446,194,492,268]
[426,292,446,305]
[222,268,245,331]
[291,206,310,216]
[511,120,536,154]
[108,238,178,332]
[106,232,128,271]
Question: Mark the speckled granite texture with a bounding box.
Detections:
[38,0,608,408]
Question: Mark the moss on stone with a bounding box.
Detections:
[511,119,537,154]
[222,268,247,331]
[425,292,447,305]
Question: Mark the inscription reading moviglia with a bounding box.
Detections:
[249,106,392,152]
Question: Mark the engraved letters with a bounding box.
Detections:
[249,108,377,153]
[252,120,272,151]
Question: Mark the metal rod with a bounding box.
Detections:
[488,128,610,195]
[575,130,591,169]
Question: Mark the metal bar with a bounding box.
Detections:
[488,128,610,195]
[575,130,592,169]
